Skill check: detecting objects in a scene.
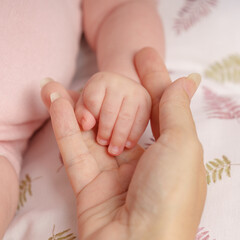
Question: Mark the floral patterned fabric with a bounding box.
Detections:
[4,0,240,239]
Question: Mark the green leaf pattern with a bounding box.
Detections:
[205,155,231,184]
[18,174,33,210]
[205,54,240,83]
[48,225,76,240]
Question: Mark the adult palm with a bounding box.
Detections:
[41,48,206,240]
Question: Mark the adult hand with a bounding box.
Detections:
[41,47,206,240]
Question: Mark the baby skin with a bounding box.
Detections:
[75,72,151,156]
[0,0,164,237]
[41,48,206,240]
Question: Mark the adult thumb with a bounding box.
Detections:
[159,73,201,139]
[134,47,171,139]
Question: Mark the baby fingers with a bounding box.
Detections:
[97,91,123,146]
[75,82,106,131]
[108,97,138,155]
[125,98,151,149]
[75,93,96,131]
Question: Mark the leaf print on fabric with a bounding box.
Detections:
[205,55,240,83]
[195,227,216,240]
[174,0,218,34]
[17,174,41,210]
[203,87,240,120]
[144,137,155,149]
[205,155,231,184]
[18,174,32,210]
[48,225,76,240]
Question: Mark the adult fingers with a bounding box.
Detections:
[41,80,100,196]
[155,74,206,236]
[40,78,80,110]
[127,74,205,240]
[134,47,171,139]
[41,77,93,131]
[159,73,201,143]
[50,94,100,195]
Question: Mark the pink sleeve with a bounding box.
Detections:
[0,0,82,176]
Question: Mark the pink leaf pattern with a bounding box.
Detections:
[174,0,218,34]
[195,227,216,240]
[203,87,240,120]
[144,137,155,149]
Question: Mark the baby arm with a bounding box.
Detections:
[76,0,165,154]
[83,0,165,81]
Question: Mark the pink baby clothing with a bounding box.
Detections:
[0,0,82,176]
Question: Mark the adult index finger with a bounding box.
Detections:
[49,93,100,196]
[134,47,171,139]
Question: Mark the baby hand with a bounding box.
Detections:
[75,72,151,156]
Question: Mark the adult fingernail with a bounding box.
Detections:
[50,92,61,103]
[187,73,201,88]
[40,77,53,88]
[108,145,120,155]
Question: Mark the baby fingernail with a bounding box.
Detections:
[40,77,53,88]
[108,145,119,155]
[125,141,132,148]
[187,73,201,88]
[97,137,108,146]
[81,117,87,128]
[50,92,61,103]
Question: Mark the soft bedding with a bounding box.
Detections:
[4,0,240,239]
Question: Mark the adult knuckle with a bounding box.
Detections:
[66,152,91,169]
[57,130,79,142]
[160,127,186,149]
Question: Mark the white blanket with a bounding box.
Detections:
[4,0,240,239]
